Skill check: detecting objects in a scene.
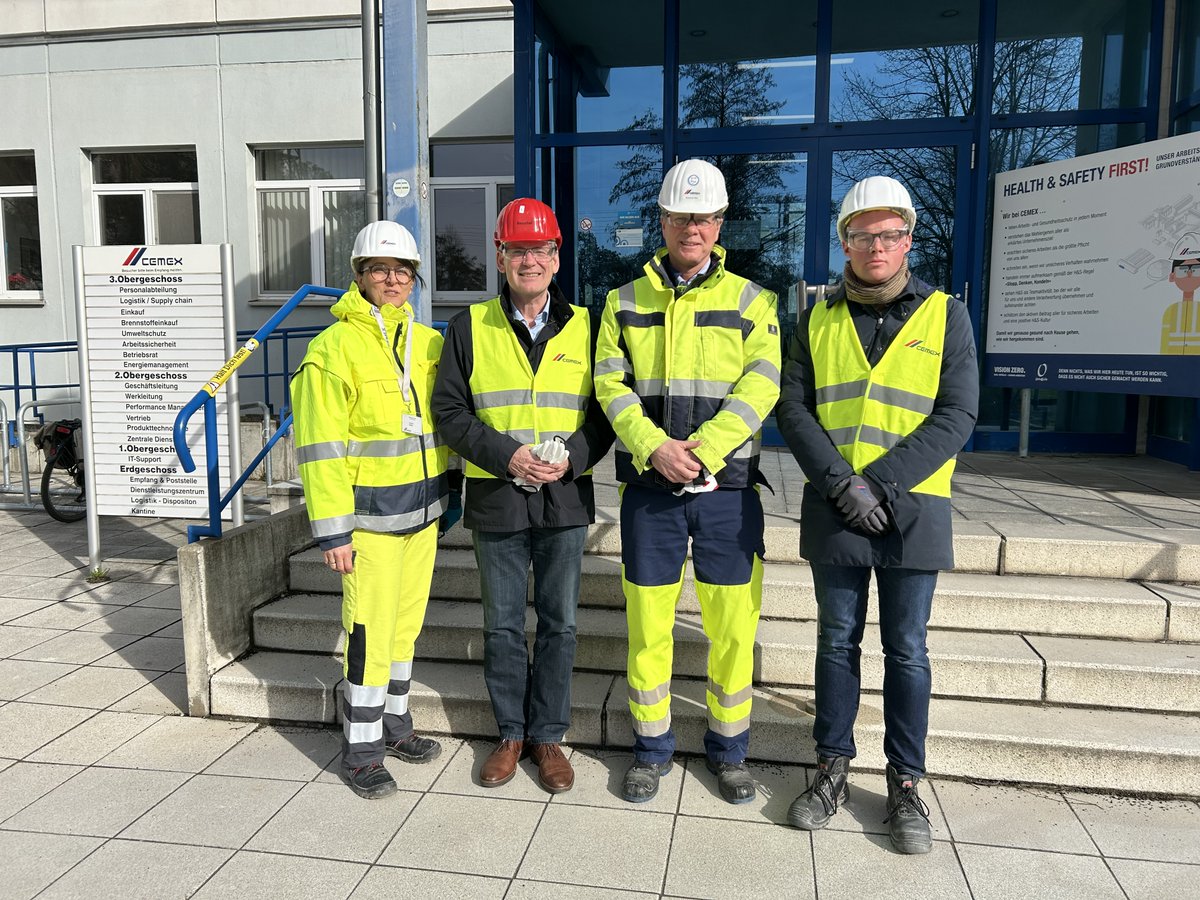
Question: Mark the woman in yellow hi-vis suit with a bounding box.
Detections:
[292,221,450,799]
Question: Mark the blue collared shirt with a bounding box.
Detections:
[512,297,551,341]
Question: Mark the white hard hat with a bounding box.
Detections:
[837,176,917,241]
[350,220,420,272]
[658,159,729,215]
[1171,232,1200,261]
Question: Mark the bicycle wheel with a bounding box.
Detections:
[40,455,87,523]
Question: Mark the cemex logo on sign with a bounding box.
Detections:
[122,247,184,267]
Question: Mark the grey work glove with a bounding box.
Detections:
[833,475,891,536]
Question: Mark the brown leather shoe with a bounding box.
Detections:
[479,739,524,787]
[529,742,574,793]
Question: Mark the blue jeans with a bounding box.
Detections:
[472,526,586,744]
[810,564,937,777]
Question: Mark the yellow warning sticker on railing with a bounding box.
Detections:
[202,338,261,396]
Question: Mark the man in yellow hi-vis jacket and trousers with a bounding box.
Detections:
[777,176,978,854]
[595,159,781,805]
[292,221,451,800]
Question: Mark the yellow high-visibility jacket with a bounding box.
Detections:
[595,246,781,488]
[464,296,593,479]
[809,289,954,496]
[291,283,449,548]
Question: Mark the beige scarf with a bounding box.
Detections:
[842,259,910,306]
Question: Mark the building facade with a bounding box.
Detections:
[3,1,1200,464]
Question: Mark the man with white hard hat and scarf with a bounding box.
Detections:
[776,175,978,854]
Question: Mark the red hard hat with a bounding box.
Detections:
[494,198,562,248]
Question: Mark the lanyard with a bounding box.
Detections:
[369,304,413,402]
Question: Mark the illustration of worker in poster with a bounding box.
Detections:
[1163,231,1200,355]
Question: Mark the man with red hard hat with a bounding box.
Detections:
[432,198,612,793]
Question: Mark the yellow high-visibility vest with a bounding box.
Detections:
[465,296,592,479]
[809,291,954,497]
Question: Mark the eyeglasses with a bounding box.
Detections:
[662,213,724,229]
[361,264,415,284]
[845,228,910,251]
[1173,263,1200,277]
[501,245,557,262]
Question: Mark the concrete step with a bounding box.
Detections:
[207,653,1200,797]
[289,548,1173,639]
[253,593,1200,711]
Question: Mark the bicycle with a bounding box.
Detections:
[36,418,87,523]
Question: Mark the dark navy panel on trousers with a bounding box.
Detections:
[346,622,367,684]
[621,484,764,587]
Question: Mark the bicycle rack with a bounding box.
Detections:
[0,396,83,510]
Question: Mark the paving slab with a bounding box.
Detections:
[549,747,686,813]
[665,814,815,899]
[0,829,104,900]
[248,780,419,863]
[1107,858,1200,900]
[933,781,1097,854]
[0,575,93,602]
[351,866,508,899]
[8,600,125,631]
[519,804,673,893]
[93,634,185,671]
[0,659,75,700]
[956,844,1125,900]
[36,837,232,900]
[0,702,94,759]
[107,671,188,715]
[0,762,83,824]
[810,829,970,899]
[19,664,160,709]
[1066,793,1200,864]
[2,765,189,836]
[206,724,341,782]
[192,850,368,899]
[97,716,257,772]
[676,756,806,824]
[120,772,301,848]
[77,605,181,636]
[1029,634,1200,711]
[11,630,141,665]
[506,883,656,900]
[27,710,160,765]
[0,625,65,659]
[429,738,554,803]
[0,597,52,623]
[379,792,544,877]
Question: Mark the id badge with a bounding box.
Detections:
[401,414,423,434]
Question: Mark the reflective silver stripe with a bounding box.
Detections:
[858,424,905,450]
[536,391,589,412]
[826,426,860,446]
[722,397,762,433]
[502,428,537,444]
[670,378,732,400]
[708,679,753,709]
[356,498,446,533]
[632,712,672,737]
[385,693,410,716]
[707,713,750,737]
[312,514,356,539]
[604,392,642,420]
[738,281,763,314]
[595,356,633,377]
[615,437,632,455]
[815,380,869,405]
[731,435,760,459]
[475,388,534,409]
[345,683,386,708]
[390,661,412,681]
[296,441,346,465]
[635,379,665,397]
[345,719,384,744]
[868,384,936,416]
[347,435,442,459]
[628,681,671,707]
[538,430,574,443]
[742,358,780,383]
[617,281,638,313]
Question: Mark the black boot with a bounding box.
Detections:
[706,759,756,804]
[787,755,850,830]
[885,765,932,854]
[622,759,672,803]
[386,733,442,763]
[341,762,397,799]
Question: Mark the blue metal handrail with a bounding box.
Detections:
[1,341,80,445]
[173,284,342,542]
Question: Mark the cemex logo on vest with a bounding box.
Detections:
[122,247,184,267]
[551,352,583,365]
[905,338,942,358]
